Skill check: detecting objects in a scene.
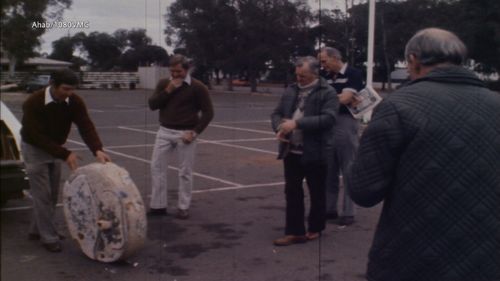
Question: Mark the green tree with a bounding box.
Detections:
[1,0,72,76]
[449,0,500,73]
[49,36,74,62]
[116,28,167,71]
[166,0,313,91]
[166,0,240,87]
[345,0,499,88]
[49,36,88,71]
[74,31,124,71]
[120,45,169,71]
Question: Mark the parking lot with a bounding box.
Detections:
[1,88,381,281]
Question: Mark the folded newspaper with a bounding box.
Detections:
[347,85,382,119]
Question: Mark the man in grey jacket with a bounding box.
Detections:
[271,56,338,246]
[346,28,500,280]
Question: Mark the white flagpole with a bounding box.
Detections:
[367,0,376,86]
[363,0,376,122]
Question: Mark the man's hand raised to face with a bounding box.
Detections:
[165,78,184,93]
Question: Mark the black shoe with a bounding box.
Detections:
[28,233,40,241]
[147,208,168,217]
[175,209,189,220]
[42,241,62,253]
[338,216,355,226]
[325,212,339,220]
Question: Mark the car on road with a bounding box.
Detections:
[22,74,50,93]
[0,100,30,206]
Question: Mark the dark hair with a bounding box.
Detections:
[50,69,79,87]
[169,54,191,70]
[405,28,467,66]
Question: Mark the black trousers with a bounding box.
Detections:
[283,153,327,235]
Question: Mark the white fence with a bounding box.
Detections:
[80,72,139,90]
[137,66,169,90]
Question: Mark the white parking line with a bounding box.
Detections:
[67,140,243,187]
[192,181,283,194]
[90,120,270,130]
[208,124,274,135]
[212,120,270,124]
[117,126,277,155]
[116,126,155,134]
[114,105,144,109]
[70,137,276,152]
[208,137,275,143]
[1,203,63,212]
[1,182,284,212]
[199,139,277,155]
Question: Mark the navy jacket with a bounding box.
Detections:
[271,78,338,165]
[346,66,500,281]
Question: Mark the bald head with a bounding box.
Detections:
[405,28,467,66]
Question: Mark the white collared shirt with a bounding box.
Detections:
[184,74,192,85]
[44,86,69,105]
[339,63,348,75]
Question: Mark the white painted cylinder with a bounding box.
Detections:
[63,162,147,262]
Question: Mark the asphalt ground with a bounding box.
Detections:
[1,88,382,281]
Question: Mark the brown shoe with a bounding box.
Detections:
[175,209,189,220]
[306,232,320,241]
[273,235,307,246]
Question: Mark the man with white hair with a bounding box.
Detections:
[319,47,364,226]
[346,28,500,281]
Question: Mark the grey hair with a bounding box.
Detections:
[169,54,191,70]
[320,47,343,60]
[405,28,467,66]
[295,56,320,76]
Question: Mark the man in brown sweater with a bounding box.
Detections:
[148,54,214,219]
[21,69,111,252]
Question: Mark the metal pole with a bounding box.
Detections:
[363,0,376,123]
[367,0,376,86]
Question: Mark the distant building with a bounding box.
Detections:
[0,48,72,83]
[0,56,72,72]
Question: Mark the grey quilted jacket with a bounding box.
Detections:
[346,66,500,281]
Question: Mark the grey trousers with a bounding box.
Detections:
[150,126,197,211]
[22,142,62,244]
[326,114,359,217]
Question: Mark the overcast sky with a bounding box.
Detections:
[40,0,341,55]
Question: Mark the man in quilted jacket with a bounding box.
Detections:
[346,28,500,281]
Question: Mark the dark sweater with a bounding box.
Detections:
[148,77,214,134]
[21,89,103,160]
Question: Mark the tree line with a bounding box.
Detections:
[2,0,498,89]
[166,0,499,90]
[49,29,168,71]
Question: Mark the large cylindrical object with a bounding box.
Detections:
[63,162,147,262]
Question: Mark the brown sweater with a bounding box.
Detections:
[148,78,214,133]
[21,89,103,160]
